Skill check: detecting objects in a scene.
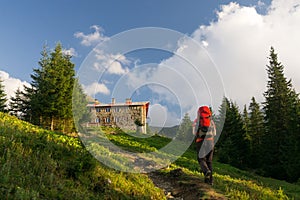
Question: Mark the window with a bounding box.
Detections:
[105,117,111,123]
[106,107,111,112]
[113,107,120,112]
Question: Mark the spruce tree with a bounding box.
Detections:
[242,105,252,167]
[216,98,248,168]
[227,102,248,168]
[263,47,299,181]
[29,45,49,125]
[9,88,26,118]
[26,43,76,132]
[0,79,7,112]
[283,89,300,182]
[72,78,90,132]
[215,96,231,158]
[215,97,231,144]
[21,85,35,122]
[242,105,250,141]
[248,97,265,169]
[176,113,193,142]
[48,43,75,132]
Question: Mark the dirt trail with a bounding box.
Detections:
[148,168,227,200]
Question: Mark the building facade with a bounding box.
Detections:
[87,98,149,133]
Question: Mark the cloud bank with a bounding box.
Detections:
[93,49,130,75]
[83,81,110,96]
[78,0,300,126]
[192,0,300,108]
[123,0,300,122]
[0,70,30,101]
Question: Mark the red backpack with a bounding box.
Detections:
[198,106,211,133]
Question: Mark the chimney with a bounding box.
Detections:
[125,98,132,104]
[111,98,115,105]
[94,99,100,105]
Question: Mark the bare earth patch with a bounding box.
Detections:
[148,168,227,200]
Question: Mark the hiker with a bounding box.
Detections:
[193,106,216,185]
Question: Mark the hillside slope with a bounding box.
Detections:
[1,113,299,199]
[0,113,164,199]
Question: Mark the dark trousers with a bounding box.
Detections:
[196,139,214,182]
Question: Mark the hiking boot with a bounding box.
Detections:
[204,177,210,183]
[205,170,211,178]
[208,176,213,186]
[204,170,212,184]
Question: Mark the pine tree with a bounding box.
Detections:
[0,79,7,112]
[216,98,248,168]
[28,45,49,125]
[9,88,26,118]
[242,105,252,167]
[228,102,248,168]
[262,47,299,181]
[48,43,75,132]
[242,105,250,141]
[21,85,35,122]
[215,96,231,156]
[291,98,300,181]
[72,78,90,132]
[176,113,193,142]
[26,43,76,132]
[248,97,265,169]
[283,89,300,182]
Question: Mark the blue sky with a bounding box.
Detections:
[2,0,300,126]
[0,0,264,80]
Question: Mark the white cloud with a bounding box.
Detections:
[111,54,217,123]
[0,70,30,100]
[77,1,300,126]
[148,104,180,127]
[191,0,300,109]
[83,82,110,96]
[62,47,78,57]
[74,25,109,46]
[93,49,130,75]
[121,0,300,124]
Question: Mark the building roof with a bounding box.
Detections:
[87,101,150,107]
[87,100,150,117]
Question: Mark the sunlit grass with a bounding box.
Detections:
[1,112,299,199]
[174,144,298,199]
[100,125,299,199]
[0,113,165,199]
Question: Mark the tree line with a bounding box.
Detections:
[174,47,300,183]
[214,47,300,183]
[0,43,89,133]
[0,45,299,182]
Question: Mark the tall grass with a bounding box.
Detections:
[175,143,300,199]
[95,125,300,199]
[0,113,165,199]
[1,113,299,199]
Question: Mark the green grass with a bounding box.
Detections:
[0,113,165,199]
[173,144,300,199]
[1,113,299,199]
[97,126,300,199]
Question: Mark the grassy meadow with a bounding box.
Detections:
[1,112,300,199]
